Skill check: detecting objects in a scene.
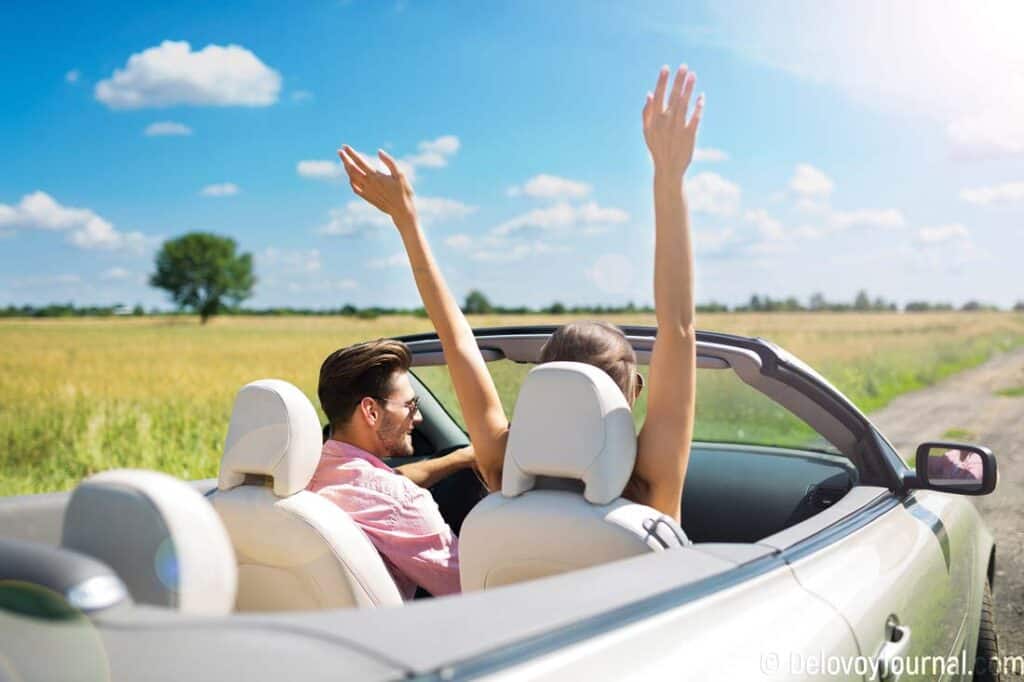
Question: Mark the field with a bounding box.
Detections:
[3,312,1024,496]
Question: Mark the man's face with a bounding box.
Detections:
[373,371,422,458]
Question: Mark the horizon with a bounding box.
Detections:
[2,1,1022,310]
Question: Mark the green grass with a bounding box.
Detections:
[3,312,1024,496]
[942,428,977,441]
[996,386,1024,397]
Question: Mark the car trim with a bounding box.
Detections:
[902,493,951,571]
[409,491,901,681]
[778,491,901,563]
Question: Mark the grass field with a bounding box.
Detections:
[3,312,1024,496]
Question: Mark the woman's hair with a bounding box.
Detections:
[539,321,639,404]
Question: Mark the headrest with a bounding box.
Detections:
[502,362,636,505]
[61,469,237,616]
[219,379,323,497]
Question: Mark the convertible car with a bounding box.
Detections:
[0,326,1001,681]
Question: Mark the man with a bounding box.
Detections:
[308,338,475,599]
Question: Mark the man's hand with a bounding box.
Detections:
[338,145,417,230]
[642,65,704,181]
[395,445,477,489]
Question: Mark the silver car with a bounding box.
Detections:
[0,326,1001,681]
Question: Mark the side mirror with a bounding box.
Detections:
[911,442,997,495]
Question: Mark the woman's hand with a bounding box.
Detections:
[338,145,417,230]
[642,65,704,181]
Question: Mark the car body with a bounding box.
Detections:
[0,325,998,681]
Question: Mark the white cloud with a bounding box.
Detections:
[291,90,313,102]
[492,201,629,237]
[415,196,477,224]
[297,159,342,180]
[688,172,742,216]
[9,273,83,290]
[100,267,132,281]
[418,135,460,156]
[947,109,1024,159]
[694,147,729,163]
[445,233,473,250]
[145,121,193,136]
[0,191,149,252]
[694,227,738,254]
[280,278,358,294]
[403,135,460,168]
[65,69,80,84]
[507,174,592,200]
[318,201,390,236]
[318,196,475,236]
[586,253,635,295]
[471,240,567,262]
[744,209,785,240]
[916,223,969,244]
[829,208,905,230]
[368,252,409,269]
[326,135,461,186]
[789,164,834,198]
[960,181,1024,206]
[258,247,322,273]
[694,1,1024,159]
[254,248,351,299]
[200,183,239,197]
[903,224,987,274]
[95,40,281,109]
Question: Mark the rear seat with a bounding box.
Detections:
[61,468,237,615]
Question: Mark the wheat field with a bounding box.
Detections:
[2,312,1023,496]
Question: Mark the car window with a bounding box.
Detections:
[413,362,842,456]
[412,360,532,428]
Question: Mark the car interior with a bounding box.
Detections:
[0,330,871,623]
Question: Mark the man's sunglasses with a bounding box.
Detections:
[370,395,421,416]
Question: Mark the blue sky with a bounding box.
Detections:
[1,0,1022,309]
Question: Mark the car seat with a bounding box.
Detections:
[459,362,689,591]
[210,379,403,611]
[61,468,237,615]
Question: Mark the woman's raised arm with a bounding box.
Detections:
[338,146,509,491]
[632,66,703,523]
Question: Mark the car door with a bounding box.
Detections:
[478,555,864,681]
[779,491,974,682]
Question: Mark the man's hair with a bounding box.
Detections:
[319,339,412,428]
[539,321,638,401]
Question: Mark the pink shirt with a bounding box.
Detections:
[928,449,984,482]
[306,439,461,600]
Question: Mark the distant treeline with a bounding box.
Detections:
[3,290,1022,319]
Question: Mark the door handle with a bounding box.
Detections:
[876,615,912,682]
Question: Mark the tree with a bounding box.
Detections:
[545,301,567,315]
[150,233,255,324]
[462,289,494,314]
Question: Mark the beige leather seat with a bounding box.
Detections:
[459,362,689,591]
[61,468,237,615]
[210,379,402,611]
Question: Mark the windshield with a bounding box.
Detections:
[412,360,842,456]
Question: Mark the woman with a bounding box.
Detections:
[339,65,701,523]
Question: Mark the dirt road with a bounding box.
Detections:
[869,347,1024,660]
